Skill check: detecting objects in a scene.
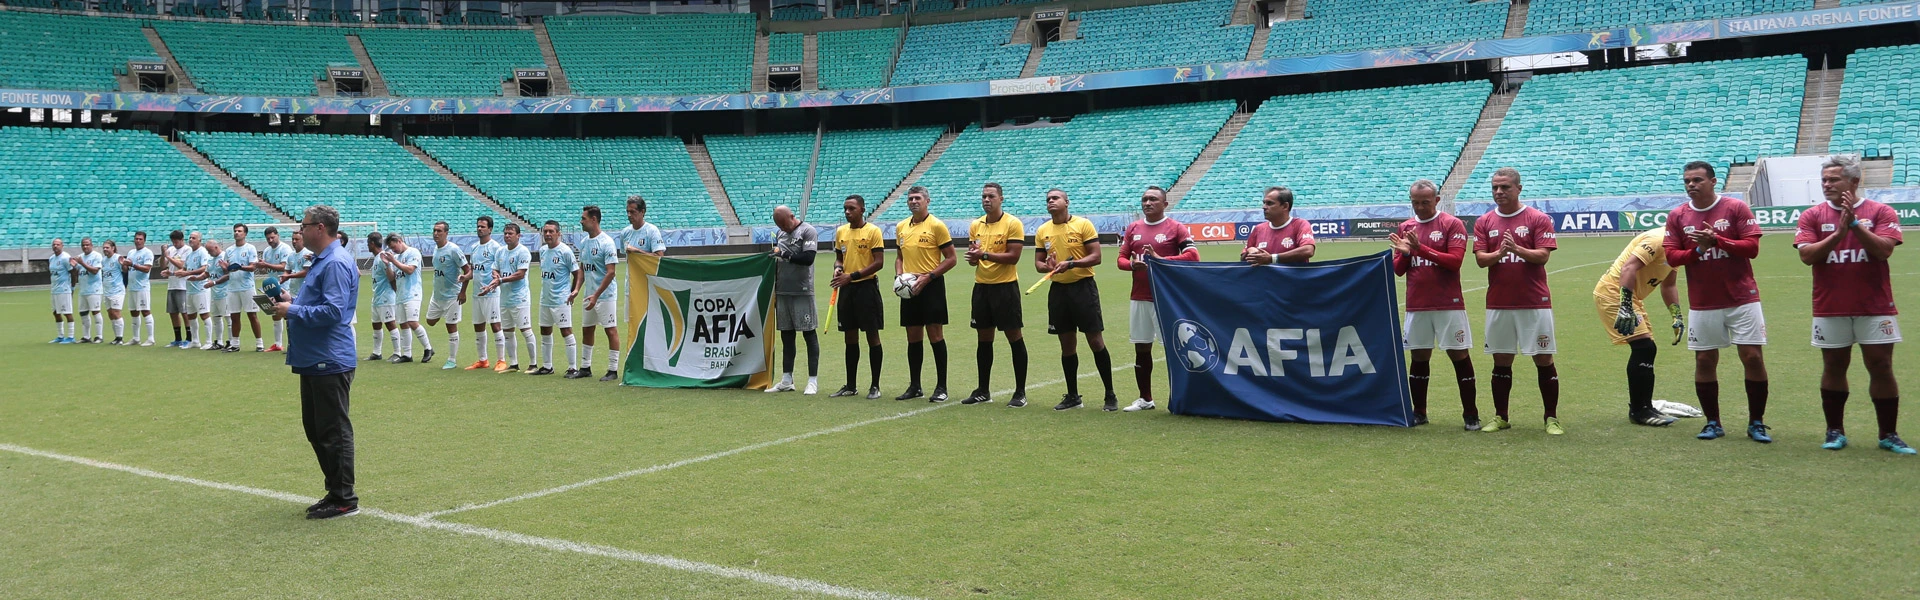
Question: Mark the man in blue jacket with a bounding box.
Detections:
[272,205,361,520]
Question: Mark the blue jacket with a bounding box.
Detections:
[285,240,358,376]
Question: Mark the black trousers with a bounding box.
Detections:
[300,370,357,504]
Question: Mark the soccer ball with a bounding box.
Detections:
[893,273,919,299]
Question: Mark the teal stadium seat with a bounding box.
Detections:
[769,33,804,66]
[1463,56,1803,201]
[818,28,898,89]
[1179,82,1488,210]
[907,102,1234,222]
[544,14,754,95]
[412,136,723,230]
[708,127,944,225]
[153,21,357,96]
[183,132,498,234]
[706,132,815,225]
[891,18,1028,86]
[771,4,825,21]
[0,11,151,91]
[1264,0,1508,59]
[1830,44,1920,187]
[1524,0,1812,36]
[914,0,958,13]
[0,127,275,248]
[1037,0,1252,76]
[356,29,545,97]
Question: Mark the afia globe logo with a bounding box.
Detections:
[1173,319,1219,373]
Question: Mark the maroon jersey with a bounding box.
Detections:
[1474,206,1557,310]
[1244,217,1315,258]
[1394,213,1469,312]
[1794,200,1904,317]
[1663,196,1763,310]
[1116,217,1198,301]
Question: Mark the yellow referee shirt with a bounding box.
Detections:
[835,223,885,282]
[1034,216,1098,284]
[895,215,952,275]
[1596,228,1673,301]
[969,213,1024,285]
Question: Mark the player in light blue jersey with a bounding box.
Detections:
[203,240,235,351]
[478,222,534,373]
[619,195,669,258]
[465,216,507,370]
[279,230,314,299]
[99,240,127,345]
[367,232,398,360]
[256,227,295,351]
[577,205,623,381]
[47,238,75,343]
[75,238,105,343]
[224,224,264,352]
[123,231,157,346]
[380,233,431,364]
[534,220,583,377]
[424,221,472,369]
[181,233,215,349]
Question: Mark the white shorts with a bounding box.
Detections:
[474,294,501,324]
[1128,300,1159,344]
[1484,308,1556,355]
[371,304,396,324]
[584,299,619,329]
[190,291,212,315]
[128,291,150,312]
[1812,316,1903,348]
[540,305,573,329]
[426,297,463,324]
[503,304,532,330]
[51,293,72,315]
[1404,310,1473,351]
[399,300,421,323]
[225,292,257,314]
[1687,302,1768,351]
[79,294,101,313]
[105,293,125,312]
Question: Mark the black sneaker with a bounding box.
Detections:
[305,497,332,513]
[1630,407,1677,427]
[598,371,618,382]
[393,355,413,364]
[1102,395,1119,412]
[929,387,949,403]
[1463,416,1483,431]
[368,353,382,361]
[111,337,124,346]
[1054,394,1083,411]
[894,387,924,401]
[1413,413,1430,426]
[829,385,858,398]
[866,386,882,400]
[565,369,588,379]
[224,345,240,353]
[529,367,554,375]
[960,388,992,405]
[306,502,360,520]
[1007,392,1028,408]
[420,349,434,364]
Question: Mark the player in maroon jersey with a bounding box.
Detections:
[1389,180,1478,429]
[1472,167,1562,435]
[1242,186,1315,265]
[1794,155,1910,454]
[1664,161,1773,443]
[1115,186,1200,412]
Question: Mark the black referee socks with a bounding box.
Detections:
[1092,348,1113,399]
[1010,338,1029,394]
[931,340,948,391]
[1062,353,1079,396]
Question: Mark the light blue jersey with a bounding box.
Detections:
[100,253,125,297]
[225,243,257,293]
[470,239,503,296]
[370,252,395,307]
[540,243,578,308]
[498,244,532,307]
[48,251,73,295]
[432,242,467,303]
[183,248,214,293]
[394,246,423,304]
[287,249,313,295]
[78,251,103,296]
[209,251,229,302]
[126,248,153,292]
[619,223,667,255]
[579,232,618,303]
[258,242,294,289]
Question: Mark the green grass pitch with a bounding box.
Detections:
[2,233,1916,598]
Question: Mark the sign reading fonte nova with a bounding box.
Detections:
[623,254,776,389]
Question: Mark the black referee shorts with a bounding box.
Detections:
[899,275,948,327]
[836,278,884,332]
[1046,277,1103,335]
[969,281,1023,331]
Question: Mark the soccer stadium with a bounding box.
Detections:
[5,0,1919,596]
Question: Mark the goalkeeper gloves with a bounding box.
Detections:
[1669,303,1686,345]
[1613,288,1641,337]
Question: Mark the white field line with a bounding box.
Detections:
[423,356,1164,519]
[0,442,921,600]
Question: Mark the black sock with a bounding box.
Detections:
[1011,338,1029,394]
[1490,366,1513,419]
[1134,352,1152,402]
[172,325,183,342]
[1696,380,1722,422]
[1626,338,1656,412]
[1409,361,1431,416]
[977,340,994,392]
[931,340,948,390]
[803,331,820,377]
[1092,348,1114,398]
[907,340,924,389]
[1821,388,1848,431]
[1452,357,1477,419]
[1539,364,1559,419]
[1746,379,1768,422]
[868,344,883,389]
[1062,352,1079,397]
[845,344,859,389]
[1873,396,1900,438]
[781,330,797,375]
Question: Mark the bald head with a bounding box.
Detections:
[773,205,795,231]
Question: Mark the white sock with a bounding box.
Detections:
[372,328,385,354]
[807,375,818,389]
[447,332,460,363]
[475,330,489,360]
[608,349,621,372]
[581,345,595,369]
[79,314,91,339]
[213,316,225,343]
[55,321,64,337]
[197,319,208,345]
[565,334,579,369]
[504,331,518,364]
[415,327,433,351]
[522,330,537,367]
[781,372,794,384]
[399,329,412,356]
[540,334,554,369]
[97,313,106,338]
[390,329,402,355]
[143,315,155,342]
[273,321,284,346]
[112,318,124,339]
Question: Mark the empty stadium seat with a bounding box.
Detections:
[1463,56,1803,201]
[1037,0,1252,76]
[356,29,544,97]
[183,132,498,234]
[1830,44,1920,186]
[891,18,1028,87]
[812,127,944,220]
[0,11,152,91]
[153,21,358,96]
[706,132,816,225]
[1524,0,1812,36]
[412,136,723,230]
[818,28,897,89]
[0,127,275,248]
[771,4,825,21]
[769,33,804,66]
[1265,0,1507,59]
[1179,82,1488,210]
[544,14,754,96]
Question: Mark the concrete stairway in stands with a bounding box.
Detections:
[531,18,573,95]
[141,26,198,94]
[403,145,530,231]
[1168,111,1253,206]
[1439,86,1519,205]
[1795,66,1845,155]
[878,130,962,216]
[344,35,392,97]
[170,140,290,222]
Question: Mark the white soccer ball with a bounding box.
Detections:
[893,273,919,299]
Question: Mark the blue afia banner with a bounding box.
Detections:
[1147,251,1412,426]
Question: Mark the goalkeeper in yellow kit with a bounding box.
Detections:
[1593,228,1685,427]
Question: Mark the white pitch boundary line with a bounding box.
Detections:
[0,442,921,600]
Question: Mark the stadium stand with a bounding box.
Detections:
[1262,0,1508,59]
[0,127,276,248]
[355,28,545,97]
[890,18,1028,87]
[769,33,804,65]
[1462,56,1803,201]
[817,28,897,89]
[913,0,957,13]
[1036,0,1252,76]
[411,136,724,230]
[543,14,754,96]
[183,132,495,234]
[1524,0,1813,37]
[1830,44,1920,186]
[152,21,358,96]
[0,11,153,92]
[705,132,817,225]
[835,2,883,18]
[810,126,945,221]
[771,3,825,21]
[906,101,1234,222]
[1178,82,1488,210]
